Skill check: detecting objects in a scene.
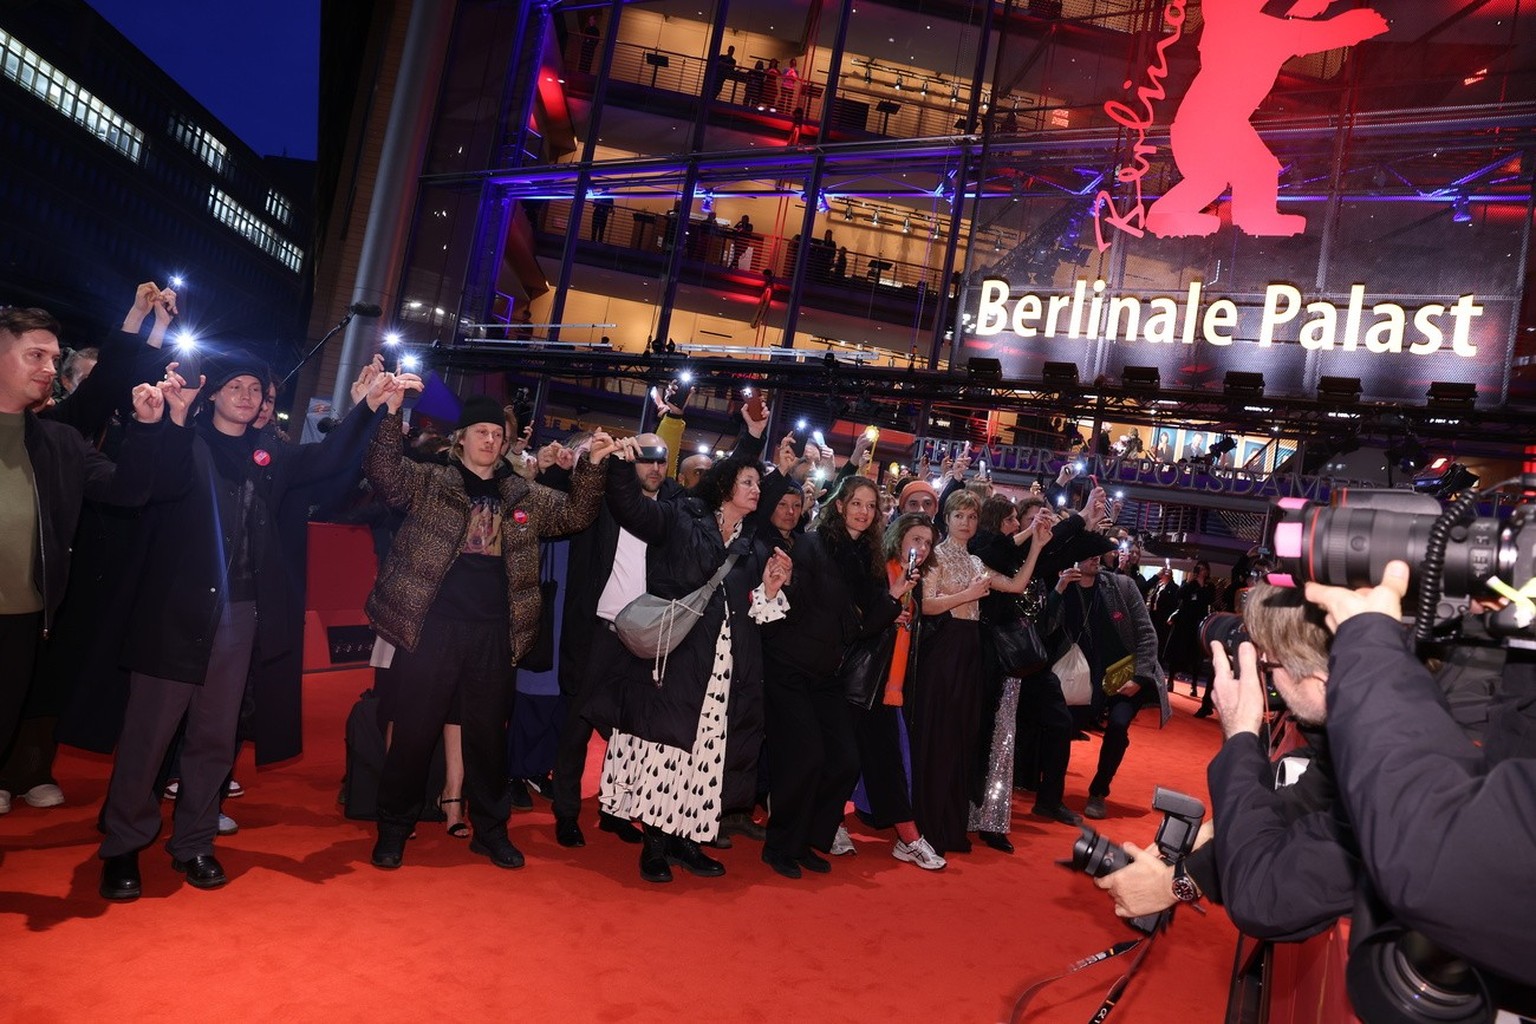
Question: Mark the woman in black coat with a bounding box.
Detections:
[590,447,792,884]
[758,475,912,878]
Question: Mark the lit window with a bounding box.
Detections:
[207,186,303,273]
[171,115,229,174]
[0,28,144,162]
[265,190,292,225]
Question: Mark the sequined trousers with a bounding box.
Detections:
[967,676,1021,833]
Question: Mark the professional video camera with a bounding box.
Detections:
[1267,489,1536,647]
[1062,786,1206,933]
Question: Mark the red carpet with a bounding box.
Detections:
[0,674,1237,1022]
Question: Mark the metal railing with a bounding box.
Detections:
[536,198,956,294]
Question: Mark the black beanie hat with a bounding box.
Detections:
[454,395,505,431]
[203,355,272,394]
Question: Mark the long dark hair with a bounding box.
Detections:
[816,475,884,582]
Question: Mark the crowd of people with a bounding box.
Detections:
[9,285,1533,1017]
[4,292,1205,899]
[0,290,1198,902]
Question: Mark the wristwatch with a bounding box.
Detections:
[1171,858,1203,903]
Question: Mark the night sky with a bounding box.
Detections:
[87,0,319,161]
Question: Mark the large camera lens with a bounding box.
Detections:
[1269,495,1501,601]
[1068,827,1127,879]
[1199,612,1248,662]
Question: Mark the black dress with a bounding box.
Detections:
[907,538,986,855]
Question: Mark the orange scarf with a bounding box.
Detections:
[883,559,912,706]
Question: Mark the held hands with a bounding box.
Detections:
[1093,842,1177,918]
[536,442,562,473]
[157,362,204,426]
[1210,641,1265,739]
[131,382,166,423]
[350,354,384,406]
[365,371,423,414]
[1303,560,1410,632]
[762,548,793,599]
[585,430,618,464]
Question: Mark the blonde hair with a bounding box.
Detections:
[943,488,982,519]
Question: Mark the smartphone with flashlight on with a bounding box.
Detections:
[742,386,766,421]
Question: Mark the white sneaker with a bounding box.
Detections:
[225,779,244,798]
[829,825,856,856]
[893,836,947,871]
[0,790,11,815]
[21,783,64,808]
[218,814,239,836]
[162,780,180,801]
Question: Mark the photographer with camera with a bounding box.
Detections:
[1095,584,1361,941]
[1305,560,1536,988]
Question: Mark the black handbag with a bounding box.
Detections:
[839,628,900,709]
[989,614,1051,677]
[519,544,559,673]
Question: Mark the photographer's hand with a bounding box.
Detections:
[1303,559,1410,632]
[1210,641,1265,739]
[1094,842,1177,918]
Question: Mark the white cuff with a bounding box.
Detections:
[749,584,790,623]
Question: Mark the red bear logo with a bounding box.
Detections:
[1144,0,1389,239]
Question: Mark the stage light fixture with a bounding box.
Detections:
[1209,435,1238,458]
[1041,361,1079,388]
[1122,366,1160,392]
[1223,371,1265,398]
[1426,381,1477,409]
[1317,375,1362,404]
[1413,457,1479,497]
[967,357,1003,381]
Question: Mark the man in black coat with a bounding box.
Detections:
[0,307,175,782]
[1306,562,1536,990]
[96,358,394,901]
[550,431,679,848]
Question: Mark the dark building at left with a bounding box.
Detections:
[0,1,313,370]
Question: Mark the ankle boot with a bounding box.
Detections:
[666,833,726,877]
[640,824,672,883]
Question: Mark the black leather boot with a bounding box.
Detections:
[639,825,672,883]
[666,833,726,877]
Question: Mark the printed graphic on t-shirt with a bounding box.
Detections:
[462,495,503,556]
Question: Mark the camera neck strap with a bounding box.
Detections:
[1007,918,1166,1024]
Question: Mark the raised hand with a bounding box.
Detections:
[158,362,204,426]
[774,432,798,472]
[762,547,793,598]
[742,397,770,437]
[586,430,618,464]
[1303,560,1410,631]
[510,425,534,457]
[131,382,166,423]
[351,354,384,406]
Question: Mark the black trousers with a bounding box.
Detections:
[100,601,256,860]
[1016,668,1073,809]
[763,661,859,859]
[377,615,511,842]
[1089,691,1147,799]
[849,701,912,827]
[551,621,623,822]
[0,612,42,769]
